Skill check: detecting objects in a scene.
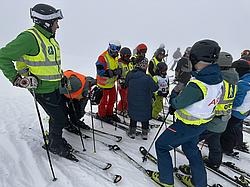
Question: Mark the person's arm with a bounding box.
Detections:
[170,82,204,109]
[148,60,155,76]
[0,31,38,82]
[233,80,249,107]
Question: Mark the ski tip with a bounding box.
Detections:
[146,169,153,176]
[103,163,112,170]
[113,175,122,183]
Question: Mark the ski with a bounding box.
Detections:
[114,111,160,129]
[72,149,112,170]
[222,162,250,180]
[85,111,142,134]
[91,128,122,142]
[175,148,248,187]
[139,146,222,187]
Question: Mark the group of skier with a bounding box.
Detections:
[1,3,250,187]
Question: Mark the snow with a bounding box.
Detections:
[1,0,250,187]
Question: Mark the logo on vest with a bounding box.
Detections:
[208,98,220,106]
[48,46,54,55]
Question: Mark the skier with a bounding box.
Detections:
[179,52,238,173]
[131,43,148,67]
[117,47,133,116]
[152,39,223,187]
[148,47,168,77]
[0,4,78,159]
[169,47,182,71]
[241,49,250,60]
[59,70,96,133]
[221,58,250,155]
[152,62,170,121]
[125,57,158,140]
[95,40,122,123]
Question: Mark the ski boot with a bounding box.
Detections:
[142,129,148,140]
[235,142,249,153]
[127,127,136,139]
[96,113,113,123]
[147,170,174,187]
[75,120,91,130]
[108,114,121,123]
[175,173,195,187]
[179,164,191,175]
[64,124,80,135]
[203,156,220,170]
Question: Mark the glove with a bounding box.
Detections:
[104,69,114,78]
[168,105,176,115]
[113,68,122,76]
[118,79,126,89]
[162,92,169,98]
[61,76,69,87]
[13,75,38,89]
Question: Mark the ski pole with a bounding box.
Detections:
[114,81,118,131]
[88,80,96,153]
[31,89,57,181]
[161,99,167,128]
[142,111,176,162]
[64,84,86,152]
[172,115,178,172]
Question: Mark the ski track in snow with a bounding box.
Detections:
[0,83,250,187]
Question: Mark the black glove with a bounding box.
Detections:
[61,76,69,87]
[13,74,38,89]
[104,69,114,78]
[168,105,176,115]
[162,92,169,98]
[157,91,164,96]
[113,68,122,76]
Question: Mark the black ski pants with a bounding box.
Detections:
[130,118,149,130]
[199,130,222,166]
[35,89,68,138]
[220,115,243,153]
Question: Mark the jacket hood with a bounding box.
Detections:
[192,64,223,85]
[221,69,239,85]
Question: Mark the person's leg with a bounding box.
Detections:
[35,89,71,155]
[117,87,123,112]
[128,118,137,138]
[106,87,116,116]
[170,60,177,71]
[221,116,241,153]
[98,89,108,117]
[141,121,149,140]
[207,133,222,167]
[152,95,163,119]
[182,136,207,187]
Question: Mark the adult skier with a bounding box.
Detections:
[59,70,96,132]
[0,4,76,159]
[151,39,223,187]
[169,47,182,71]
[95,40,122,123]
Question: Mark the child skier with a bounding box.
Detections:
[152,62,170,121]
[125,57,158,140]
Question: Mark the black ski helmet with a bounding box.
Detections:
[189,39,221,67]
[30,4,63,32]
[156,62,168,77]
[120,47,132,62]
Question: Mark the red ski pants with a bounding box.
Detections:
[117,87,128,112]
[98,86,116,117]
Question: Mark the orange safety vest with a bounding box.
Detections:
[63,70,86,100]
[96,51,118,88]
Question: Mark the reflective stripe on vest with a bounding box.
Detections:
[96,51,118,88]
[233,80,250,115]
[16,27,62,81]
[215,80,237,116]
[175,79,223,125]
[63,70,86,100]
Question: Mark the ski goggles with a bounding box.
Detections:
[109,44,121,52]
[30,9,63,20]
